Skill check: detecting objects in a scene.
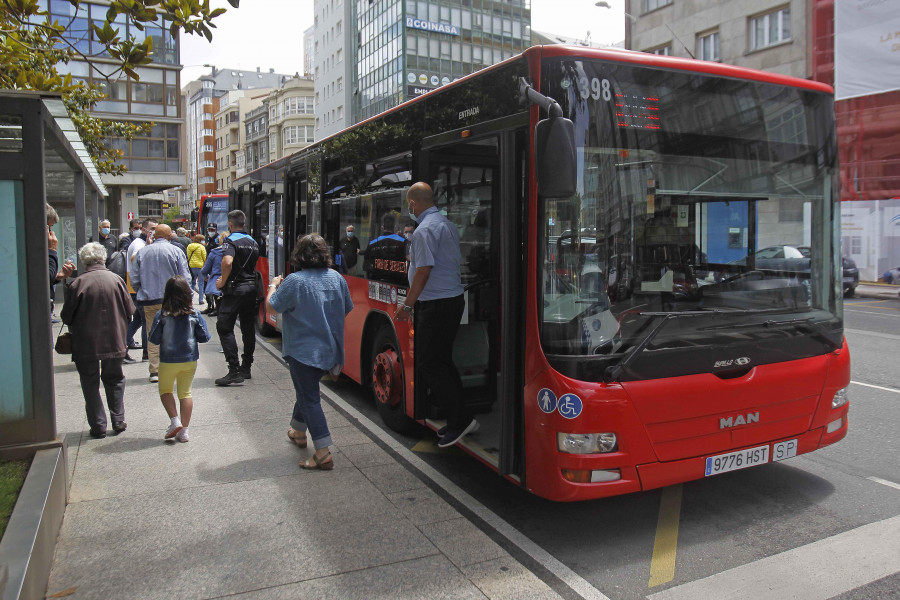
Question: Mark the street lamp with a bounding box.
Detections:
[595,1,638,24]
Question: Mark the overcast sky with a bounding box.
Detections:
[180,0,625,86]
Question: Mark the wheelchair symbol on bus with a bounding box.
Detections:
[557,394,583,419]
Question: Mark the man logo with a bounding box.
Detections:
[735,357,751,366]
[720,412,760,429]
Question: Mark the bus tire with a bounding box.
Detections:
[371,326,413,433]
[256,301,277,337]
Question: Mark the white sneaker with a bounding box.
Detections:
[150,373,159,383]
[176,427,189,443]
[164,419,182,439]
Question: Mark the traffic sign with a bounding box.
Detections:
[127,211,134,220]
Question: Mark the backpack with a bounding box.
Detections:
[107,250,127,281]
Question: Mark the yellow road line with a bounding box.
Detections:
[648,484,684,588]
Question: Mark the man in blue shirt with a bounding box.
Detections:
[394,182,475,447]
[131,224,191,383]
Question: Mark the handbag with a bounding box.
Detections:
[55,325,73,354]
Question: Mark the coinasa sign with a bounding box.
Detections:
[405,17,460,36]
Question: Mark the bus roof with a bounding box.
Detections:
[233,44,832,188]
[540,45,834,95]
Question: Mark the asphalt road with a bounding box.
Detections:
[267,295,900,600]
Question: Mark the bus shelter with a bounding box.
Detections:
[0,90,107,453]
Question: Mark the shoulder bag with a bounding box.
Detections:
[55,324,73,354]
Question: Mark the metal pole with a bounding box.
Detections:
[74,171,86,272]
[91,188,99,240]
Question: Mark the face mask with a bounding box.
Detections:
[409,213,418,224]
[404,233,412,241]
[132,230,141,238]
[346,232,354,238]
[101,227,110,235]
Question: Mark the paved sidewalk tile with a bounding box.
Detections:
[47,317,563,600]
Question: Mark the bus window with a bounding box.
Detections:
[360,191,408,286]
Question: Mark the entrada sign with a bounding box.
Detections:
[405,17,460,36]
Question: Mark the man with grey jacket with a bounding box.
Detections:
[131,223,191,383]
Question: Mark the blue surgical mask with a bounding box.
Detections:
[409,213,418,224]
[101,227,110,235]
[346,231,354,238]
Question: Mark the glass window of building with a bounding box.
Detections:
[750,7,791,50]
[697,31,719,61]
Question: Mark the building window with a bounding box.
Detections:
[750,7,791,51]
[648,45,671,55]
[337,48,342,62]
[643,0,672,12]
[337,77,343,92]
[697,31,719,61]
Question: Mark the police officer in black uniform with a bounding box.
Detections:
[214,210,260,386]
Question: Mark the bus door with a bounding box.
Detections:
[418,124,527,478]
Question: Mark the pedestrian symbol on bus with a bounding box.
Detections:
[558,394,583,419]
[537,388,557,414]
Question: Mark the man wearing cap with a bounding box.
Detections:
[206,222,220,251]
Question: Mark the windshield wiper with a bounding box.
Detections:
[700,315,840,351]
[603,310,724,383]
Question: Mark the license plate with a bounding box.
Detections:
[772,439,798,462]
[705,445,770,476]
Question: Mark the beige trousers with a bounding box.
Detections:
[143,304,162,375]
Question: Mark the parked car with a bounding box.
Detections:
[797,246,858,297]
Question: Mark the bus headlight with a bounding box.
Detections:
[832,387,848,409]
[557,432,618,454]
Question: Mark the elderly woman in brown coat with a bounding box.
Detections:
[61,242,135,439]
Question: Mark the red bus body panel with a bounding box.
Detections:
[521,340,850,501]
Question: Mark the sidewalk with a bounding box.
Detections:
[46,312,562,600]
[853,281,900,300]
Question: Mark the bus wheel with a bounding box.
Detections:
[256,301,277,337]
[372,330,413,433]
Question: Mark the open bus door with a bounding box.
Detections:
[418,118,527,479]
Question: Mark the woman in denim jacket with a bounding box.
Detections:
[149,275,211,442]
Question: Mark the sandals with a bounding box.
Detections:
[287,428,307,448]
[300,451,334,471]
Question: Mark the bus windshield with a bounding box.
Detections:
[539,58,842,381]
[202,195,230,233]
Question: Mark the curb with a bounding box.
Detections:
[0,446,68,600]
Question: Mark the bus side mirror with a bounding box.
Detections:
[535,116,577,198]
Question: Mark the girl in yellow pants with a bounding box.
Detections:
[149,276,211,442]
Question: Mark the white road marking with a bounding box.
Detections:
[850,381,900,394]
[646,516,900,600]
[844,327,900,341]
[844,308,900,319]
[868,477,900,491]
[255,335,611,600]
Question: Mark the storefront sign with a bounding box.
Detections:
[405,17,460,36]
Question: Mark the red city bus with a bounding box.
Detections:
[195,193,230,237]
[231,45,849,501]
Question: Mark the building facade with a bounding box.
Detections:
[243,105,269,177]
[214,90,271,192]
[626,0,807,78]
[265,76,316,163]
[312,0,532,139]
[313,0,353,138]
[183,67,291,205]
[49,0,185,231]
